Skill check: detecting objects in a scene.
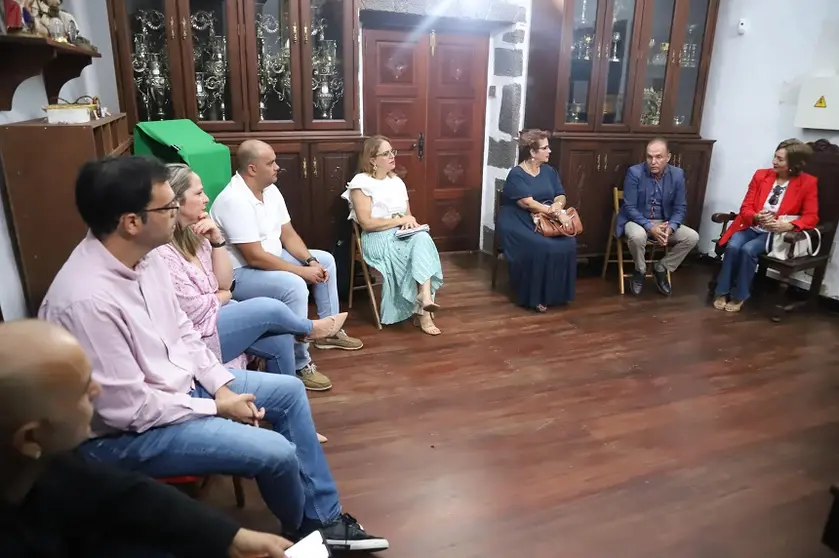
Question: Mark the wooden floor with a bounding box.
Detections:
[208,254,839,557]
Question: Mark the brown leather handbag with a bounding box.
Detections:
[533,207,583,237]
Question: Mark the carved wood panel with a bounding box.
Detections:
[425,34,488,251]
[363,29,429,221]
[310,143,362,249]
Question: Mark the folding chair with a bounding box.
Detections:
[348,222,383,329]
[601,187,671,294]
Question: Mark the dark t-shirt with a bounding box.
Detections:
[0,453,239,557]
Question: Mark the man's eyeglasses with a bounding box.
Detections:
[767,185,786,206]
[376,149,398,158]
[142,201,180,214]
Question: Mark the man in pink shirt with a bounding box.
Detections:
[39,156,388,553]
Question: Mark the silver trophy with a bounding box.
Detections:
[130,10,170,120]
[195,72,209,120]
[256,12,293,120]
[609,32,621,62]
[312,40,343,119]
[147,54,169,120]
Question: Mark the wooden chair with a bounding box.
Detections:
[491,186,504,289]
[709,140,839,319]
[348,221,383,329]
[601,186,670,294]
[159,476,245,508]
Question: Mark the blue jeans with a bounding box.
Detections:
[714,228,769,302]
[79,370,342,531]
[217,298,313,375]
[233,249,339,371]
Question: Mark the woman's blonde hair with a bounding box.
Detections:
[166,163,204,259]
[359,135,396,176]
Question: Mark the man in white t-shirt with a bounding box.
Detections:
[211,140,363,391]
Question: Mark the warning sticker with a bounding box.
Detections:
[814,96,827,108]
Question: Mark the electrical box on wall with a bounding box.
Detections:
[795,77,839,131]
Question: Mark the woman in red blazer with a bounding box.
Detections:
[713,139,818,312]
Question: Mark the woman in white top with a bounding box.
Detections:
[342,135,444,335]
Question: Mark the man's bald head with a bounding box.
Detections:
[0,320,97,461]
[237,140,279,189]
[237,140,271,173]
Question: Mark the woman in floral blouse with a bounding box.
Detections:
[156,164,343,394]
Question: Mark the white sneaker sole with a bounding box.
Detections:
[325,537,390,551]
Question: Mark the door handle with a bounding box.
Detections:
[170,16,175,40]
[417,133,424,161]
[603,153,608,171]
[292,23,298,43]
[596,153,601,171]
[302,158,308,179]
[181,17,187,41]
[312,156,318,178]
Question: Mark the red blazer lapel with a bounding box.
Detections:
[777,175,802,216]
[752,172,775,212]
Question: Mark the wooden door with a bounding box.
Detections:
[556,140,600,254]
[300,0,358,130]
[555,0,609,131]
[670,141,712,230]
[593,0,644,133]
[627,0,678,132]
[666,0,719,134]
[363,29,487,251]
[363,29,429,220]
[176,0,247,131]
[309,141,362,249]
[108,0,188,128]
[242,0,304,131]
[425,33,488,252]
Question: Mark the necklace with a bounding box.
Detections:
[523,160,539,176]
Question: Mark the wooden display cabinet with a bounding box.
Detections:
[0,115,132,314]
[107,0,358,133]
[526,0,720,257]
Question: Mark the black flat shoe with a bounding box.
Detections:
[653,269,672,296]
[629,271,644,296]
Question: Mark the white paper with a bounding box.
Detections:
[395,224,430,238]
[286,530,329,558]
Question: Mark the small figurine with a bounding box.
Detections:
[4,0,25,32]
[21,0,49,36]
[41,0,79,38]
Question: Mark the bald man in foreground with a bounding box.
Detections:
[0,319,292,558]
[211,140,362,391]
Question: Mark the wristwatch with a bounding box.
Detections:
[304,256,318,266]
[210,239,227,248]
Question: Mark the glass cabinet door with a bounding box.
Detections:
[596,0,638,130]
[669,0,710,132]
[245,0,303,130]
[118,0,185,124]
[179,0,244,131]
[301,0,355,130]
[558,0,605,129]
[630,0,676,130]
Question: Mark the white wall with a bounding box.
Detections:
[699,0,839,297]
[0,0,118,320]
[480,0,532,249]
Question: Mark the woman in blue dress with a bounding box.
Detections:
[497,130,577,311]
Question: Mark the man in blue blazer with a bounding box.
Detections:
[616,138,699,296]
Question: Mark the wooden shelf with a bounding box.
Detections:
[0,35,101,111]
